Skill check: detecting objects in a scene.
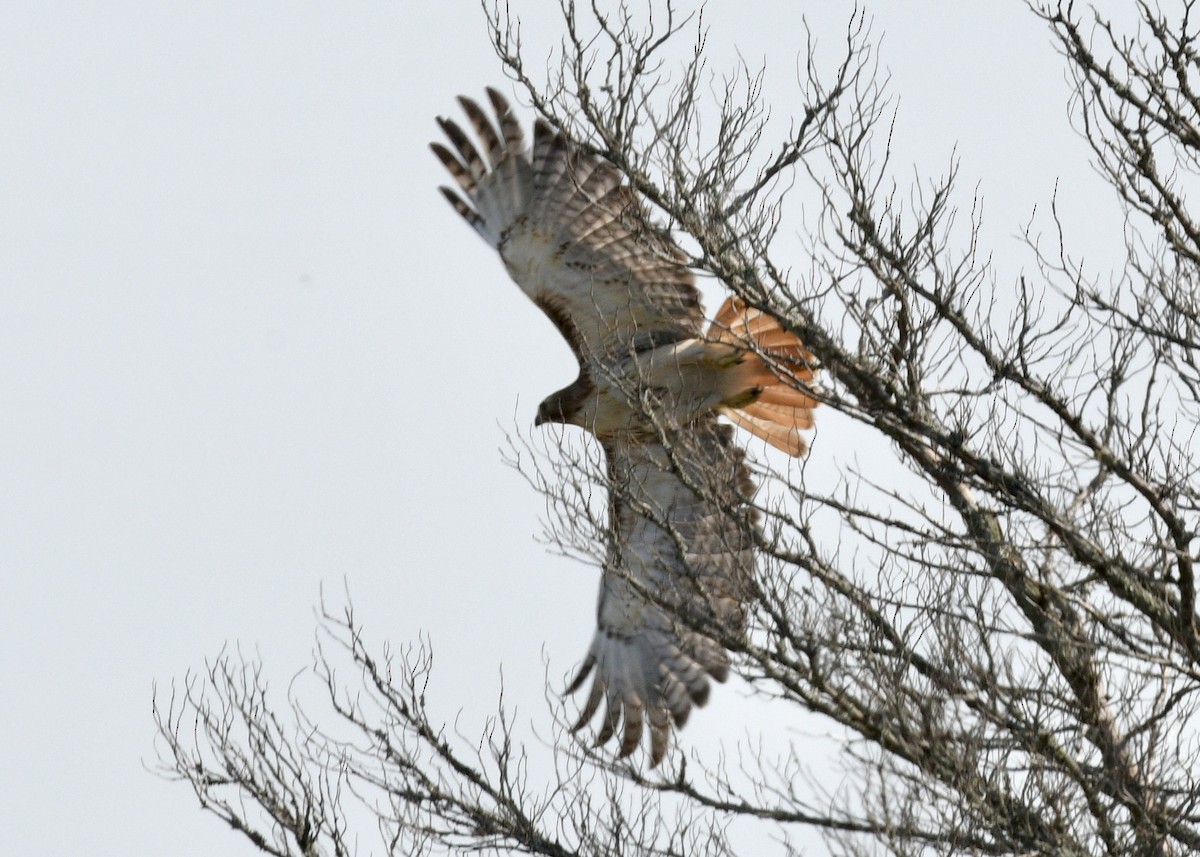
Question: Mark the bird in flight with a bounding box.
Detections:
[433,89,818,764]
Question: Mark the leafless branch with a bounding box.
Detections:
[158,3,1200,855]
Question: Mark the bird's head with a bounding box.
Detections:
[534,396,562,427]
[534,376,592,428]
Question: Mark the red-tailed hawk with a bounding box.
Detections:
[433,89,818,765]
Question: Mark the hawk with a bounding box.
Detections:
[432,89,818,764]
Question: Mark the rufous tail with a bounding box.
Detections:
[707,297,819,457]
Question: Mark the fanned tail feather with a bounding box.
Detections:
[708,296,819,457]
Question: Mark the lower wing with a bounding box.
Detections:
[569,417,757,764]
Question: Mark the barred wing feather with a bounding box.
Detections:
[568,419,756,764]
[433,88,703,359]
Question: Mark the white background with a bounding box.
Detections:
[1,2,1125,854]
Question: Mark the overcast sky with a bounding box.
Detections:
[1,3,1128,855]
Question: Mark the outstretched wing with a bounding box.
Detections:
[568,418,757,764]
[432,89,704,360]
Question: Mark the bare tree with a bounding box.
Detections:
[154,2,1200,855]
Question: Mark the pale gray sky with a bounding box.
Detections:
[1,3,1125,854]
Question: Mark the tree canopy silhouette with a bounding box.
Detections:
[155,3,1200,855]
